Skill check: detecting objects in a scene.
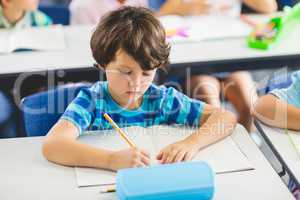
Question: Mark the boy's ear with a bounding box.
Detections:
[1,0,10,7]
[93,63,105,71]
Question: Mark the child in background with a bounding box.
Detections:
[254,71,300,200]
[42,7,237,170]
[155,0,277,16]
[0,0,52,28]
[0,0,52,137]
[254,71,300,131]
[153,0,277,132]
[69,0,148,25]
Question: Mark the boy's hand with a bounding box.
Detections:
[117,0,127,4]
[156,138,199,164]
[109,148,151,171]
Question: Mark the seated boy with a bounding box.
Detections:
[0,0,52,28]
[254,71,300,131]
[42,6,237,171]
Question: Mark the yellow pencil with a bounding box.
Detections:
[103,113,137,148]
[100,185,116,193]
[285,128,300,160]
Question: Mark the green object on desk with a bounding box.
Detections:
[247,2,300,50]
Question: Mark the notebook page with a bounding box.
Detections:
[0,31,12,53]
[75,126,157,187]
[149,125,253,174]
[75,125,253,187]
[0,25,66,53]
[286,130,300,160]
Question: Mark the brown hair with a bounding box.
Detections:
[90,6,170,71]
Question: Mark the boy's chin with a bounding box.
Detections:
[28,5,39,11]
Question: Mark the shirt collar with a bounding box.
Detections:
[0,6,32,29]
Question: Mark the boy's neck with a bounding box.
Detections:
[2,6,26,25]
[107,85,143,110]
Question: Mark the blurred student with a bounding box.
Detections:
[0,0,52,138]
[0,0,52,28]
[69,0,148,25]
[153,0,277,16]
[153,0,277,132]
[254,71,300,131]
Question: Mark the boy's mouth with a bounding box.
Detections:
[126,91,141,95]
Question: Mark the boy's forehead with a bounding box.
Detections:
[113,49,140,67]
[109,49,156,72]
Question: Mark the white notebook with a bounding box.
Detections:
[287,130,300,158]
[75,125,253,187]
[0,25,66,54]
[160,15,252,43]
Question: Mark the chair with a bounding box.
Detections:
[20,83,91,137]
[39,5,70,25]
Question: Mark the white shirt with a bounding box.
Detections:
[69,0,149,25]
[209,0,242,17]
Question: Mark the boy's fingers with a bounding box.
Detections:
[161,150,169,164]
[183,152,194,161]
[156,151,163,160]
[140,149,150,158]
[140,154,151,165]
[165,149,178,163]
[174,150,186,162]
[133,159,146,168]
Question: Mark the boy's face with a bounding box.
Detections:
[3,0,39,11]
[105,49,157,108]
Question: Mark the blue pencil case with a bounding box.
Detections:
[116,161,214,200]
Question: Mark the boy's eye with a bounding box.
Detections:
[143,72,151,76]
[119,69,131,75]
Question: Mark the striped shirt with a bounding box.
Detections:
[61,81,205,134]
[0,6,52,29]
[270,71,300,108]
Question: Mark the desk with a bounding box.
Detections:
[255,119,300,189]
[0,125,295,200]
[1,15,300,77]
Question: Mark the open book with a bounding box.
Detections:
[285,130,300,159]
[160,15,252,43]
[75,125,253,187]
[0,25,66,54]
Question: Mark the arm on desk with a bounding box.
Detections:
[253,94,300,131]
[243,0,278,13]
[156,0,210,16]
[42,119,151,171]
[157,104,237,164]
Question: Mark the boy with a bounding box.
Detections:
[42,7,237,171]
[0,0,52,29]
[254,71,300,131]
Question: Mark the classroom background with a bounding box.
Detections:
[0,0,298,138]
[1,0,300,200]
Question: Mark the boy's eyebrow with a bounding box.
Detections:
[114,65,132,69]
[114,65,155,72]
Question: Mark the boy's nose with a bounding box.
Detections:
[129,75,142,88]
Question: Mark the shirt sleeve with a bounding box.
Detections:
[60,88,95,133]
[161,87,205,127]
[33,10,53,26]
[270,71,300,108]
